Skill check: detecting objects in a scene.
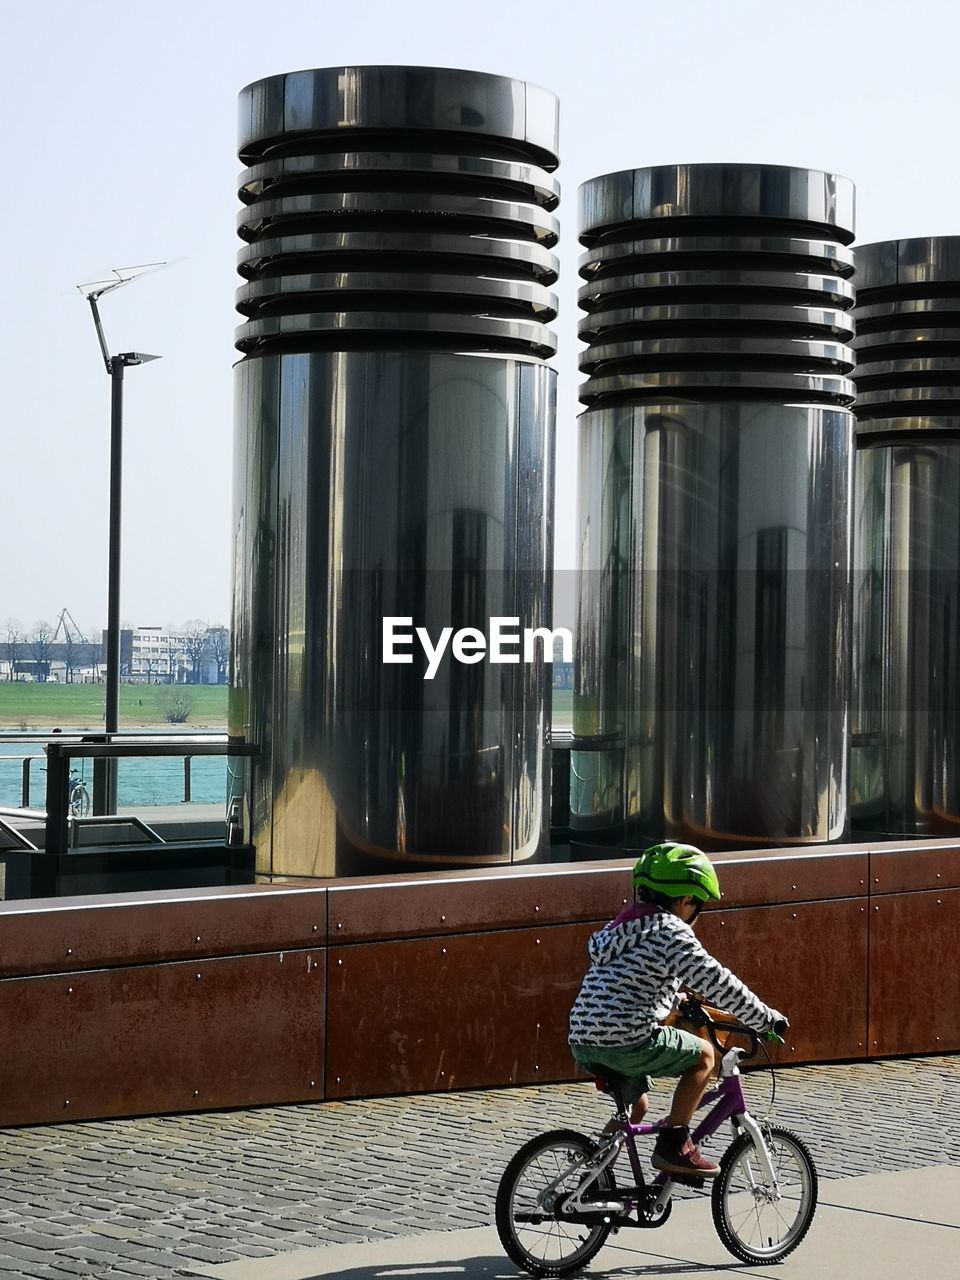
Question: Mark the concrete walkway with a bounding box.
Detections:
[0,1055,956,1278]
[182,1165,960,1279]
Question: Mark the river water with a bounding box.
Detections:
[0,736,228,811]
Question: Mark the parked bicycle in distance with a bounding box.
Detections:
[496,998,817,1275]
[68,770,90,818]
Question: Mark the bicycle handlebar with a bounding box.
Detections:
[679,997,786,1059]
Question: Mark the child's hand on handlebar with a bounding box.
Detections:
[674,994,706,1024]
[765,1011,789,1044]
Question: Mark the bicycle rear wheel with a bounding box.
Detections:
[712,1124,817,1264]
[495,1128,615,1277]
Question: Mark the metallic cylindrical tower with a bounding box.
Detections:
[230,66,559,877]
[851,237,960,835]
[572,164,855,850]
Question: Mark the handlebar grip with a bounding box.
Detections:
[772,1018,788,1038]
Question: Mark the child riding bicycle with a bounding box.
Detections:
[568,842,787,1179]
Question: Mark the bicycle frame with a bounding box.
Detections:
[563,1045,778,1220]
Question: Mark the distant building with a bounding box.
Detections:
[98,626,228,684]
[103,627,186,684]
[2,642,103,683]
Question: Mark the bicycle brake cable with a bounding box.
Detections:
[756,1035,776,1118]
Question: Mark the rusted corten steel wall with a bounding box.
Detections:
[0,844,957,1126]
[322,848,872,1097]
[867,844,960,1056]
[0,885,329,1126]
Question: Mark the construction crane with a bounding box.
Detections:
[53,609,101,681]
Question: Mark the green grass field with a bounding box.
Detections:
[0,683,228,729]
[551,687,573,728]
[0,682,570,731]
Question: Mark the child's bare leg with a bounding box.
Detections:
[667,1042,715,1127]
[601,1090,648,1137]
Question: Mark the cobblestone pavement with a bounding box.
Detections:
[0,1055,956,1278]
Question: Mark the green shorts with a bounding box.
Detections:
[570,1025,705,1104]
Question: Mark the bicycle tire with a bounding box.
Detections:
[71,784,91,818]
[495,1128,615,1277]
[711,1124,817,1264]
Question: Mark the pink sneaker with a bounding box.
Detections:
[651,1126,719,1177]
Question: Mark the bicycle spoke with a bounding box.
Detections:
[717,1129,816,1264]
[498,1131,614,1275]
[747,1195,764,1243]
[771,1200,794,1234]
[732,1203,758,1234]
[556,1220,583,1249]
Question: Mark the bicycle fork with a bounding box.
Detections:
[734,1111,781,1196]
[711,1048,781,1197]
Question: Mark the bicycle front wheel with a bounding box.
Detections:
[495,1129,614,1277]
[71,785,90,818]
[712,1124,817,1264]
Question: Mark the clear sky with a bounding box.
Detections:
[1,0,956,636]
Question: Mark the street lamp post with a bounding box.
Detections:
[100,346,159,743]
[78,267,162,812]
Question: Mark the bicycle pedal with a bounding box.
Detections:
[672,1173,706,1190]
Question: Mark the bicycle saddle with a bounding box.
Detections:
[584,1065,629,1107]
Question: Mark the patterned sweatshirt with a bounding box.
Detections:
[568,904,781,1047]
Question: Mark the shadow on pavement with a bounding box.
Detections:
[295,1253,743,1280]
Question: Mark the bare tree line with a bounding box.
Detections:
[182,621,229,685]
[2,619,230,684]
[1,619,76,682]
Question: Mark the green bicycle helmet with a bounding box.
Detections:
[632,842,721,903]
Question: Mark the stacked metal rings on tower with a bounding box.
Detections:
[572,165,855,851]
[853,238,960,430]
[851,238,960,835]
[235,67,559,359]
[230,67,560,879]
[577,165,857,408]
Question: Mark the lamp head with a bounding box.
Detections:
[118,352,161,366]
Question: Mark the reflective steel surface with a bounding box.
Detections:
[574,165,854,848]
[851,237,960,834]
[579,165,855,247]
[231,67,558,877]
[235,69,559,363]
[853,237,960,432]
[577,211,857,409]
[575,402,851,847]
[238,66,559,168]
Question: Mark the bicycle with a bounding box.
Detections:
[68,771,90,818]
[495,998,817,1275]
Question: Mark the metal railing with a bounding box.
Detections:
[0,734,256,860]
[41,738,256,857]
[0,735,227,809]
[0,817,37,851]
